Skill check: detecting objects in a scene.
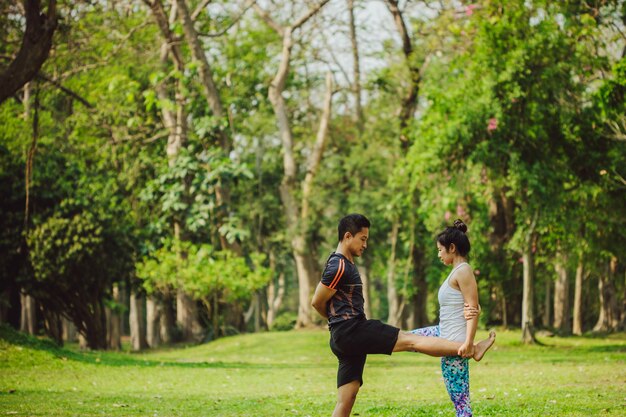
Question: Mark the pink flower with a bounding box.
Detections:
[466,4,478,16]
[444,211,452,221]
[456,204,466,217]
[487,117,498,132]
[474,269,480,275]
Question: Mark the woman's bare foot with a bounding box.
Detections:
[473,331,496,362]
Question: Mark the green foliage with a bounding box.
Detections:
[139,145,253,239]
[270,311,297,331]
[137,240,271,305]
[2,0,625,342]
[26,197,135,299]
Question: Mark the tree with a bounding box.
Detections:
[27,199,135,349]
[253,1,332,328]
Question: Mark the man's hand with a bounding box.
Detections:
[463,303,481,320]
[457,341,475,358]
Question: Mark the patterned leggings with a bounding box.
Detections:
[410,326,472,417]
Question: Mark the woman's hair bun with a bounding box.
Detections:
[453,219,467,233]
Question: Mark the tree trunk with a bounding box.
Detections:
[148,0,202,343]
[107,283,121,350]
[385,0,420,151]
[175,0,245,255]
[386,221,402,327]
[254,2,330,329]
[572,253,584,335]
[292,239,314,328]
[407,243,429,328]
[160,293,175,344]
[41,308,62,346]
[553,248,570,333]
[78,332,88,350]
[266,271,285,329]
[20,291,37,335]
[62,317,76,343]
[146,296,161,348]
[542,278,551,328]
[212,292,219,339]
[501,284,508,328]
[175,0,228,149]
[119,282,127,337]
[297,71,333,327]
[521,214,538,344]
[593,257,620,332]
[0,0,57,104]
[347,0,364,132]
[129,290,147,351]
[620,268,626,331]
[0,290,9,324]
[176,291,204,342]
[82,300,108,350]
[247,291,262,332]
[154,2,202,343]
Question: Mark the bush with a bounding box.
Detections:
[270,312,297,331]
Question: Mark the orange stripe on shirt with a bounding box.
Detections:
[328,259,345,289]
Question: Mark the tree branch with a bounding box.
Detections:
[191,0,213,20]
[292,0,331,31]
[301,72,334,220]
[198,0,256,37]
[252,3,285,35]
[144,0,185,71]
[36,73,94,108]
[0,0,58,104]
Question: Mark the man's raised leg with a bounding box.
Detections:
[393,331,462,356]
[332,380,360,417]
[395,330,496,360]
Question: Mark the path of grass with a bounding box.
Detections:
[1,325,625,416]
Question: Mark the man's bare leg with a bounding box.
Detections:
[393,331,497,360]
[332,380,360,417]
[393,332,462,356]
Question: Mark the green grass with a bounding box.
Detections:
[1,325,625,416]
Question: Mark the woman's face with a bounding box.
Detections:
[437,241,455,266]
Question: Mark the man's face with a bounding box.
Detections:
[347,227,369,257]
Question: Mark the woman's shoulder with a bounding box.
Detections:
[455,264,475,281]
[450,263,474,284]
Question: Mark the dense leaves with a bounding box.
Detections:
[0,0,624,348]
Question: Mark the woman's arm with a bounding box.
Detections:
[455,266,479,358]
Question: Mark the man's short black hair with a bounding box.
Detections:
[338,214,370,242]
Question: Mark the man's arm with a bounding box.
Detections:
[311,282,336,320]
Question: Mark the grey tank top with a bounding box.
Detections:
[437,262,469,342]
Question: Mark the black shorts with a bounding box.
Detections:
[329,318,400,388]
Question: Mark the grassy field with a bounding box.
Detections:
[0,325,625,417]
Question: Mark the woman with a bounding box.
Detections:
[411,219,496,417]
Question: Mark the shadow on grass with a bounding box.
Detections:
[0,389,337,417]
[578,344,626,353]
[0,324,333,370]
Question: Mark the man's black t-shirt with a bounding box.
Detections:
[320,252,365,325]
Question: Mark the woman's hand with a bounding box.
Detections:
[457,341,475,358]
[463,303,481,320]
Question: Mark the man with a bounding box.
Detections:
[312,214,491,417]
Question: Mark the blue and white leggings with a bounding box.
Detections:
[410,325,472,417]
